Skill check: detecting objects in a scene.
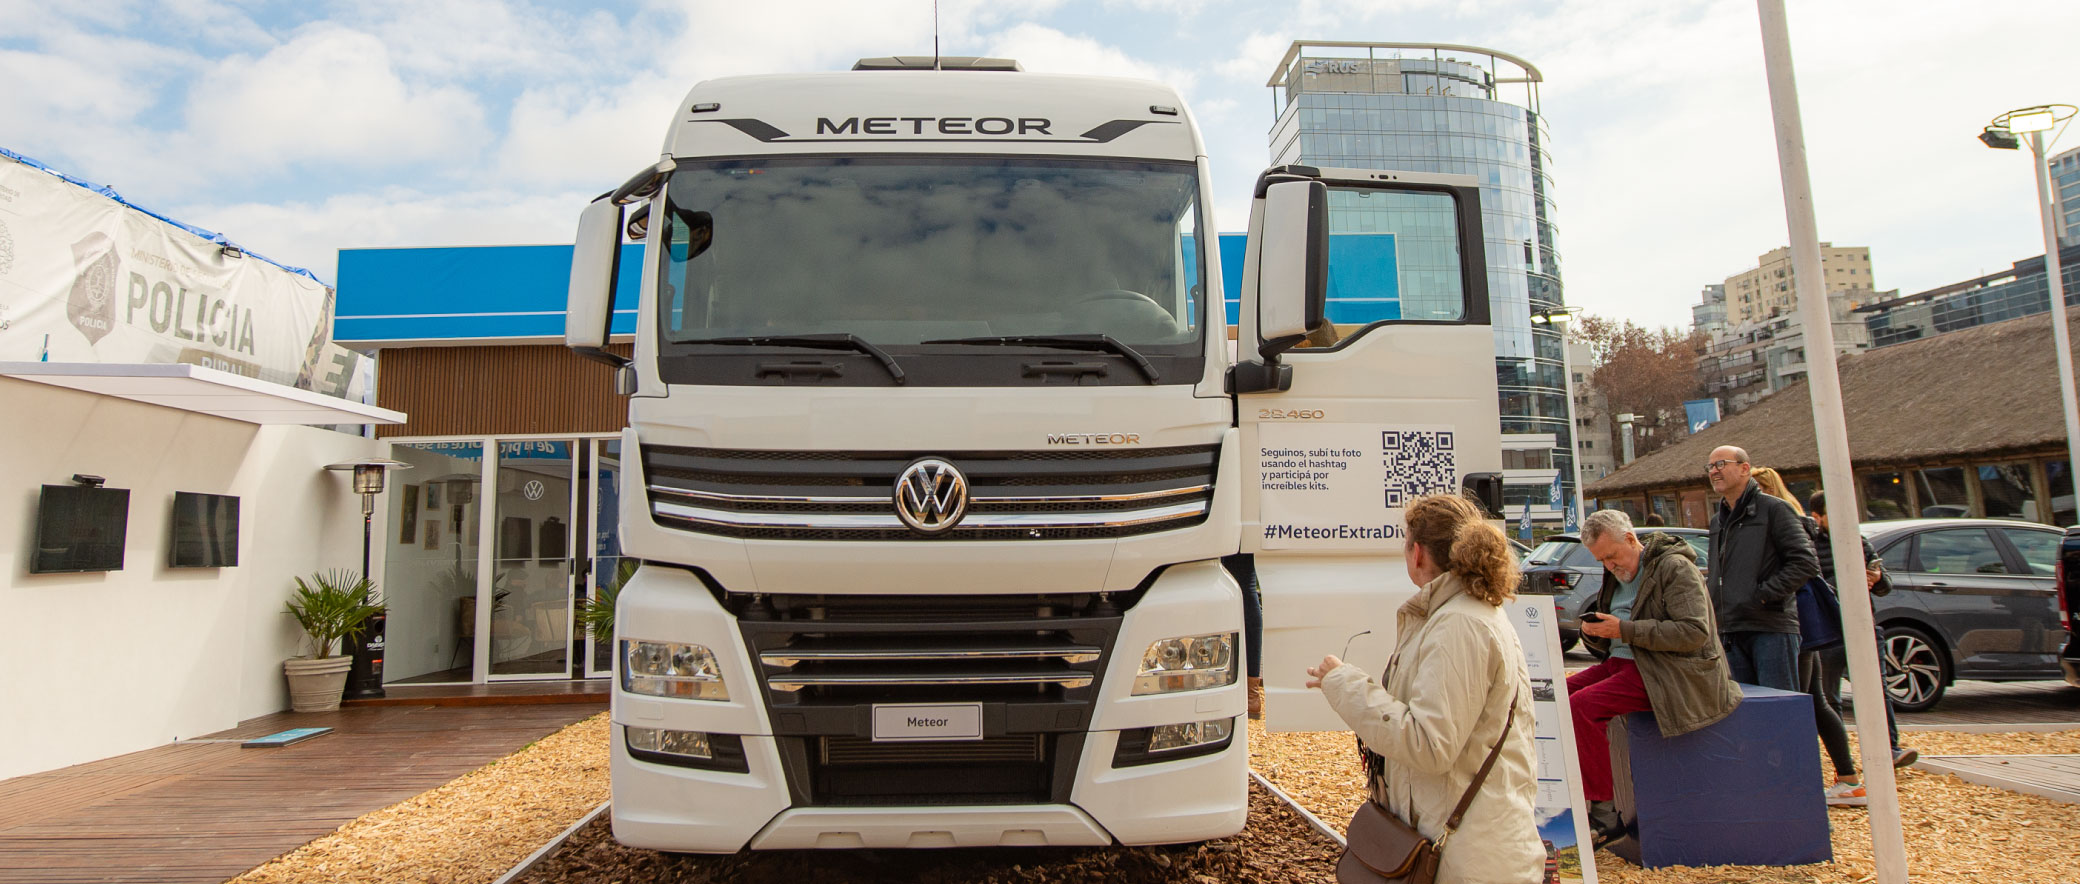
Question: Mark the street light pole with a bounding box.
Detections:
[1755,3,1908,881]
[1982,105,2078,511]
[2028,125,2080,504]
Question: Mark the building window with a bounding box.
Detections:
[1860,471,1910,521]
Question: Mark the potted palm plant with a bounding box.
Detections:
[283,570,384,712]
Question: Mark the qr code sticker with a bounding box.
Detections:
[1382,430,1456,508]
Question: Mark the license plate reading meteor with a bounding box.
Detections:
[872,703,983,741]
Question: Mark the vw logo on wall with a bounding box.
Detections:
[522,479,546,501]
[894,458,968,534]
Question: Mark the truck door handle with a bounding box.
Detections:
[1927,582,1949,591]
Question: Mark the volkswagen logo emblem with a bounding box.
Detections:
[894,458,968,534]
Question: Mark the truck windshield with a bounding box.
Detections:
[655,158,1205,353]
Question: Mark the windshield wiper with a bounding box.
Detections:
[680,334,906,385]
[922,334,1161,384]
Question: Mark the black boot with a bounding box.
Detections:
[1588,801,1624,849]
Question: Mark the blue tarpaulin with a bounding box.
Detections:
[0,145,326,285]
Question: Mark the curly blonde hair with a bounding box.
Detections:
[1405,493,1519,606]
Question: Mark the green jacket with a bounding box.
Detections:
[1583,532,1744,737]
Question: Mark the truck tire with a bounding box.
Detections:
[1881,624,1949,713]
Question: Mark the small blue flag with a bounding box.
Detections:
[1518,499,1533,541]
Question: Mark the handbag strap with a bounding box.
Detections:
[1440,702,1516,840]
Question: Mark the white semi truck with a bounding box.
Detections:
[563,55,1504,853]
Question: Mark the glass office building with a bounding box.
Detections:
[1861,243,2080,349]
[1267,42,1578,522]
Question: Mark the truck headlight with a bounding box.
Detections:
[621,640,728,701]
[1131,632,1237,695]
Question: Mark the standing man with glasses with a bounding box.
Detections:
[1704,446,1817,691]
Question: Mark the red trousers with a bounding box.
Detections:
[1566,657,1651,802]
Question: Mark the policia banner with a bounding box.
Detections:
[0,151,369,401]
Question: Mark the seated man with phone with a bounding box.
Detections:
[1567,510,1744,845]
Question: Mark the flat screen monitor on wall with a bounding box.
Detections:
[170,492,240,568]
[32,484,131,574]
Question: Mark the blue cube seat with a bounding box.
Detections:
[1608,684,1832,869]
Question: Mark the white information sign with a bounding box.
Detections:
[1255,422,1459,550]
[1508,601,1598,884]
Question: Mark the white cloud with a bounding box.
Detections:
[1216,31,1293,83]
[985,23,1197,93]
[494,79,691,190]
[181,186,599,285]
[181,26,491,173]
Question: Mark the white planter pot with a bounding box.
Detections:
[284,655,354,712]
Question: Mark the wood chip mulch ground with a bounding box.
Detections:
[217,707,2080,884]
[226,712,612,884]
[1250,719,2080,883]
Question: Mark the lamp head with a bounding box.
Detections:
[2008,109,2057,133]
[1979,126,2021,150]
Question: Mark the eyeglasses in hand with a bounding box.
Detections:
[1342,630,1373,660]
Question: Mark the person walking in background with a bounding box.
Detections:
[1567,509,1742,844]
[1807,490,1920,772]
[1752,468,1866,805]
[1220,553,1265,719]
[1305,493,1543,883]
[1705,446,1818,691]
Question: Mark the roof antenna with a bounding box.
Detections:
[933,0,941,70]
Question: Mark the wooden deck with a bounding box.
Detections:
[0,703,602,884]
[1918,755,2080,804]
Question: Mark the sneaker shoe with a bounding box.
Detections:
[1825,781,1868,806]
[1893,747,1919,768]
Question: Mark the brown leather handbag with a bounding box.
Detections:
[1336,704,1516,884]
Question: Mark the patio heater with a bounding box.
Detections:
[325,458,413,700]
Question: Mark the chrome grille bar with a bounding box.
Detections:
[767,671,1095,692]
[646,483,1213,506]
[762,646,1102,668]
[652,499,1206,530]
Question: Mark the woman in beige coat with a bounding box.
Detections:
[1307,493,1543,883]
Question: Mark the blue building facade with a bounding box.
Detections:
[1266,43,1576,519]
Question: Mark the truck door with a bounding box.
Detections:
[1234,166,1503,732]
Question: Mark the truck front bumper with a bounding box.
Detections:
[608,722,1246,852]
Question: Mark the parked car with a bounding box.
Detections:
[1518,527,1710,651]
[1859,518,2066,711]
[2056,526,2080,689]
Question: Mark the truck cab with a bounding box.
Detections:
[563,56,1501,853]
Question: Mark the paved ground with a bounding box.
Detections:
[0,702,603,884]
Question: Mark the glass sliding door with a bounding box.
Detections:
[586,439,626,678]
[382,442,486,685]
[490,440,578,679]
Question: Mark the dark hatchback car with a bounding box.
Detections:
[1518,527,1710,651]
[1860,519,2066,711]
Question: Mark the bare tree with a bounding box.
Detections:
[1576,315,1708,459]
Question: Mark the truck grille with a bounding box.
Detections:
[736,592,1129,807]
[641,444,1216,540]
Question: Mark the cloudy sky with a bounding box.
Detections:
[4,0,2076,330]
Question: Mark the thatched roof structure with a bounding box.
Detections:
[1586,310,2077,498]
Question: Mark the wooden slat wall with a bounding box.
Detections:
[374,344,632,438]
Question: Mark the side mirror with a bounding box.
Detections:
[567,195,629,368]
[1255,179,1328,359]
[1461,472,1505,518]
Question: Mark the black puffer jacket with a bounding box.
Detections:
[1707,481,1819,635]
